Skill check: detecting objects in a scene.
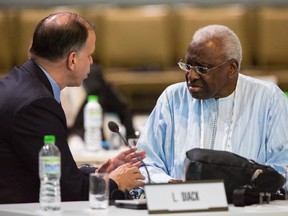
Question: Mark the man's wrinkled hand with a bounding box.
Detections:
[109,163,145,191]
[96,159,112,173]
[97,147,146,173]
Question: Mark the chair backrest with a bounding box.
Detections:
[0,9,14,75]
[96,5,173,70]
[82,5,111,63]
[255,7,288,67]
[173,5,251,67]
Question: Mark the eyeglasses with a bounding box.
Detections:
[178,59,231,75]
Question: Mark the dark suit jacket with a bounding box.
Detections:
[0,60,117,204]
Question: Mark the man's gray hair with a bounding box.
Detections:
[192,25,242,68]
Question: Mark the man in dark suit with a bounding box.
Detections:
[0,12,145,204]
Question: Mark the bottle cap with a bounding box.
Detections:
[87,95,98,102]
[44,135,56,144]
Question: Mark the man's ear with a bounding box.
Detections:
[67,52,77,70]
[228,59,239,78]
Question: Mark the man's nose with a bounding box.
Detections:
[186,68,200,81]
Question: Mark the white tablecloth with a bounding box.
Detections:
[0,200,288,216]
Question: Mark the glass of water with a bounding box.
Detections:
[89,173,109,209]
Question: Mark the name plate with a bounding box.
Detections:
[144,180,228,214]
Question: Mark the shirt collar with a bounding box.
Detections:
[37,64,61,103]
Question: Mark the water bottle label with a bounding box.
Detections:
[85,110,102,127]
[40,156,61,175]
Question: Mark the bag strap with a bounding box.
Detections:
[233,185,261,206]
[233,188,247,207]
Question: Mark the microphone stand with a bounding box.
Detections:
[108,121,151,184]
[116,130,151,184]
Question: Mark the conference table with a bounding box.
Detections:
[68,135,130,166]
[0,200,287,216]
[68,113,148,166]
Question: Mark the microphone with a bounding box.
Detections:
[108,121,151,184]
[108,121,129,147]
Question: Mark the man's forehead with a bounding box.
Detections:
[190,39,222,54]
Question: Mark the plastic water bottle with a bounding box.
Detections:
[39,135,61,212]
[84,95,103,151]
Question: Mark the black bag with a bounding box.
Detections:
[184,148,286,206]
